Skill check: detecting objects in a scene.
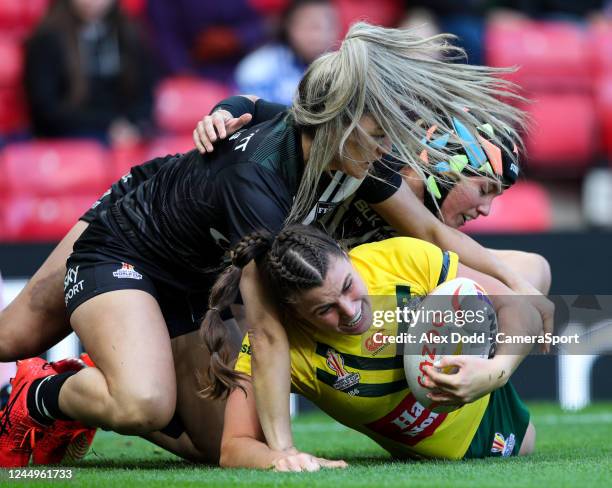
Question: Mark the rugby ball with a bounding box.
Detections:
[403,277,497,413]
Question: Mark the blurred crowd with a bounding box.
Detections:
[1,0,612,240]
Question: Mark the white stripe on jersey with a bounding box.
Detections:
[302,172,364,225]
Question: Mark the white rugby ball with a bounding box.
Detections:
[403,277,497,413]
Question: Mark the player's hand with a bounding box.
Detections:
[421,356,498,405]
[193,109,253,153]
[510,280,554,353]
[272,450,348,472]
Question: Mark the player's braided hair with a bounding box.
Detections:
[200,224,345,399]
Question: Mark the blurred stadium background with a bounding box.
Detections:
[0,0,611,413]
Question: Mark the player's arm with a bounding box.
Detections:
[221,379,348,471]
[220,379,282,469]
[371,179,554,343]
[239,262,294,452]
[193,96,288,153]
[217,164,298,454]
[423,262,544,405]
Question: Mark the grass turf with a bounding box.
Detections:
[2,402,611,487]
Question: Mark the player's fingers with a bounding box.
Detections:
[424,365,459,390]
[197,119,215,153]
[302,458,321,472]
[193,128,207,154]
[195,120,213,153]
[317,458,348,469]
[273,458,289,472]
[541,302,554,354]
[237,113,253,126]
[205,117,218,144]
[434,356,463,371]
[427,392,461,404]
[214,115,227,139]
[226,113,253,134]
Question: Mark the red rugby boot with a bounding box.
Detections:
[32,355,97,465]
[0,358,55,467]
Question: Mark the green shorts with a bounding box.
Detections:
[464,381,530,459]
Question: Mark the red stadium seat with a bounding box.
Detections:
[0,86,28,134]
[0,194,96,241]
[486,19,590,91]
[462,181,552,233]
[248,0,289,15]
[110,137,194,184]
[120,0,146,18]
[143,135,195,161]
[0,0,21,30]
[596,77,612,159]
[0,140,109,196]
[588,21,612,78]
[0,36,23,87]
[523,94,596,175]
[0,0,49,38]
[334,0,403,37]
[110,143,148,182]
[155,77,231,134]
[23,0,49,31]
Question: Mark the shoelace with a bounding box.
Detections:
[19,427,41,450]
[0,382,26,437]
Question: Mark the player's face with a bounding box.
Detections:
[293,255,372,335]
[287,3,339,63]
[71,0,115,23]
[334,116,391,179]
[440,176,502,228]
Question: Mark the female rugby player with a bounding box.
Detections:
[0,23,550,469]
[195,97,551,293]
[34,224,541,469]
[210,224,539,467]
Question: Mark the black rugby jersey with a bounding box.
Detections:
[83,112,400,290]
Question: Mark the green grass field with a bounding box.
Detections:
[3,402,611,487]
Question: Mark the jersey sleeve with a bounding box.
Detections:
[216,163,292,246]
[356,155,402,204]
[80,153,180,223]
[211,96,287,126]
[253,100,288,123]
[234,329,318,399]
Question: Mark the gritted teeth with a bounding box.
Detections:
[345,308,363,328]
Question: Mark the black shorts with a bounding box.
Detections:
[64,250,214,339]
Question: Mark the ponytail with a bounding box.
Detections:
[199,231,273,399]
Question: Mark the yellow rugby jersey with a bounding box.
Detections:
[235,237,489,460]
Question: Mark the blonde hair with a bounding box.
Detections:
[288,22,526,223]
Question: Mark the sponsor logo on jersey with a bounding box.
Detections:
[366,392,447,446]
[112,262,143,280]
[364,328,389,355]
[64,266,85,305]
[491,432,516,457]
[315,201,339,218]
[326,349,360,392]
